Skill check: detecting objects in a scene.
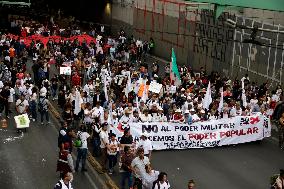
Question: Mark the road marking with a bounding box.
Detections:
[85,172,99,189]
[49,113,107,189]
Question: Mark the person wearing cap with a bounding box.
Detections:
[190,108,200,123]
[172,109,184,123]
[137,133,152,160]
[139,100,148,113]
[199,109,207,121]
[157,107,167,122]
[99,122,109,171]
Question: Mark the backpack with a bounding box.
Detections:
[74,132,82,148]
[38,97,47,112]
[152,180,169,189]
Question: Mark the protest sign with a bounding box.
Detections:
[60,67,71,75]
[149,82,162,94]
[14,114,30,129]
[110,114,271,150]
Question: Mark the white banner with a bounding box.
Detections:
[111,114,271,150]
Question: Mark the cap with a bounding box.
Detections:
[154,74,158,78]
[190,108,195,112]
[181,88,185,91]
[112,112,117,116]
[200,109,205,114]
[185,110,190,114]
[175,109,182,113]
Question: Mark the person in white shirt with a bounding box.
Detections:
[119,109,134,130]
[137,133,152,160]
[91,102,104,119]
[142,164,159,189]
[131,148,150,189]
[190,108,200,122]
[99,123,109,170]
[16,94,29,114]
[75,125,90,172]
[140,109,152,123]
[107,133,119,174]
[152,172,171,189]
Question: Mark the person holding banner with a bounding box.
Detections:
[137,133,152,160]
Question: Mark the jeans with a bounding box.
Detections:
[92,137,101,157]
[40,110,49,123]
[51,87,57,98]
[121,171,133,189]
[75,148,88,170]
[108,154,118,170]
[29,101,37,120]
[0,100,8,117]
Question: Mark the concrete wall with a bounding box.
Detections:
[111,0,284,86]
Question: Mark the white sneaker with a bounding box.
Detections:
[32,119,36,122]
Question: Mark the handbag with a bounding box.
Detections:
[74,132,82,148]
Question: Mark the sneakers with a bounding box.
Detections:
[108,169,114,175]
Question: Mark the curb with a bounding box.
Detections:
[49,103,119,189]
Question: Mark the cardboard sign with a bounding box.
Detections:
[14,114,30,129]
[60,67,71,75]
[149,82,162,94]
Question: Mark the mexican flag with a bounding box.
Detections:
[170,48,181,86]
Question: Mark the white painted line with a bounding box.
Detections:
[49,113,107,189]
[85,172,99,189]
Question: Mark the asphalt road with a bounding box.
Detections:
[1,50,282,189]
[0,107,101,189]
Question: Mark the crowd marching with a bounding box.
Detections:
[0,15,283,189]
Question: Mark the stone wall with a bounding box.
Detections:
[111,0,284,86]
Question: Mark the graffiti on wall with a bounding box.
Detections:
[193,10,235,62]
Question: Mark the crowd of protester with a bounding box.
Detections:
[0,14,283,189]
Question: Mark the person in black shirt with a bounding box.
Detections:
[120,129,133,145]
[92,117,101,157]
[0,84,10,118]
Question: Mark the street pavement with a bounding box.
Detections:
[0,59,104,189]
[0,108,100,189]
[0,53,283,189]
